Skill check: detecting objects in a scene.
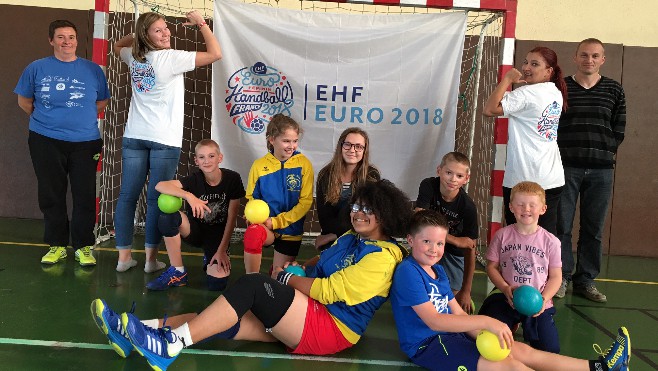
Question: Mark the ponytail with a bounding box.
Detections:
[552,64,568,111]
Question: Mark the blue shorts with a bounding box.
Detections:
[478,292,560,353]
[439,253,464,291]
[411,332,480,371]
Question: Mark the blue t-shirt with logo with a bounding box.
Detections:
[14,56,110,142]
[391,256,455,358]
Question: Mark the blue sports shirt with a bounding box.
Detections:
[14,56,110,142]
[391,256,455,358]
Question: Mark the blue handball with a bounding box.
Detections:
[284,265,306,277]
[250,117,265,133]
[513,285,543,316]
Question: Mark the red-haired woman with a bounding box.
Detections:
[483,46,567,236]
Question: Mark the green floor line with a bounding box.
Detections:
[0,337,416,367]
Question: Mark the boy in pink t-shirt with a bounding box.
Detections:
[479,181,563,353]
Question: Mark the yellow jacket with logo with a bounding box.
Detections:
[246,151,313,240]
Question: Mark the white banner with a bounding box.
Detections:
[212,0,466,199]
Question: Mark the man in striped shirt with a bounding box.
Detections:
[555,38,626,303]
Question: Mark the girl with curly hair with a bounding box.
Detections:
[92,179,414,369]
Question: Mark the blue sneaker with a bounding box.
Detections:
[146,266,188,291]
[90,299,133,358]
[122,312,182,371]
[594,327,631,371]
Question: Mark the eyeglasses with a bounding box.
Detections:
[341,142,366,152]
[350,203,374,215]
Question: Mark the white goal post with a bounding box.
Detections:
[94,0,517,263]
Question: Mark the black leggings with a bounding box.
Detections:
[223,274,295,329]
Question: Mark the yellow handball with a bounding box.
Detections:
[244,199,270,225]
[476,330,510,362]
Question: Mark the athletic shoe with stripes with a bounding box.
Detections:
[41,246,67,264]
[146,266,188,291]
[122,312,182,371]
[594,326,631,371]
[90,299,133,358]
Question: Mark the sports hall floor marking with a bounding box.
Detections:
[2,241,658,286]
[3,240,658,368]
[0,337,415,367]
[566,304,658,370]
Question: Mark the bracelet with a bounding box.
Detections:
[198,22,207,29]
[277,271,293,286]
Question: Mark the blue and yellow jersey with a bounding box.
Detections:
[246,151,313,241]
[308,231,405,344]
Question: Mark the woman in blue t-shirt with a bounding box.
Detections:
[14,20,110,267]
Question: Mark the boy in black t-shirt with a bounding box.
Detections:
[415,152,478,313]
[148,139,245,291]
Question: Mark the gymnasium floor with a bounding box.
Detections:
[0,217,656,371]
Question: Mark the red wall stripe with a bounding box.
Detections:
[92,0,110,228]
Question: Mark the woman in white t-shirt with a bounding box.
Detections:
[112,11,222,272]
[483,47,567,236]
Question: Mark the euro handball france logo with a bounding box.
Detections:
[537,101,561,141]
[224,62,294,134]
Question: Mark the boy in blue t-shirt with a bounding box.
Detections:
[390,210,631,371]
[415,151,478,313]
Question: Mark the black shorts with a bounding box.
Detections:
[183,218,226,260]
[271,238,302,256]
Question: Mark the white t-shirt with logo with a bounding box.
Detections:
[501,82,564,189]
[120,48,196,148]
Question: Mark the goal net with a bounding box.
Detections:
[98,0,506,260]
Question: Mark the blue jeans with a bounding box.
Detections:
[557,167,614,287]
[114,138,180,249]
[439,253,464,292]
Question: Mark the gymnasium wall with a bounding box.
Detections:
[515,0,658,47]
[2,0,658,47]
[0,3,656,257]
[0,5,93,220]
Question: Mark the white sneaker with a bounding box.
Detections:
[575,283,607,303]
[554,279,568,299]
